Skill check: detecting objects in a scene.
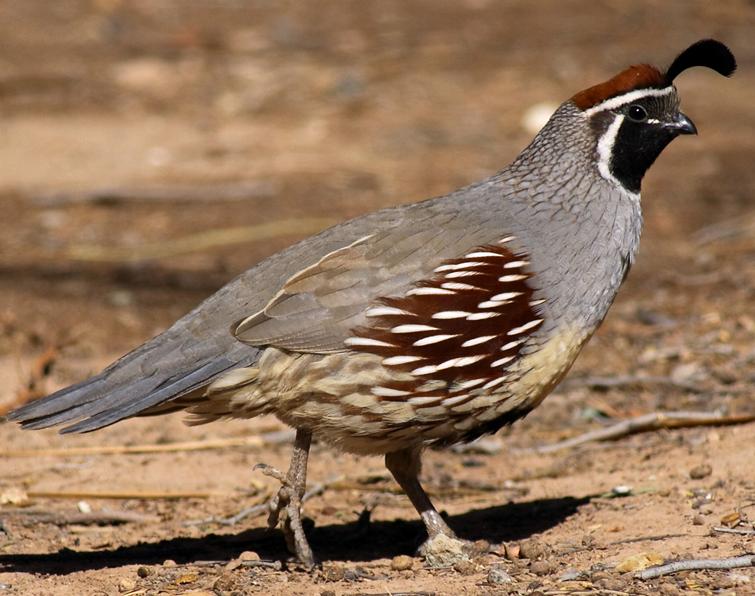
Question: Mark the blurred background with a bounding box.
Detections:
[0,1,753,410]
[0,2,753,592]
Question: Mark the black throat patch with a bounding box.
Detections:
[609,116,678,194]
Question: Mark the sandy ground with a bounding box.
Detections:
[0,1,754,594]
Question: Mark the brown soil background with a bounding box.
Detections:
[0,1,753,594]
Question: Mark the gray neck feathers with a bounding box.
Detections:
[497,102,643,331]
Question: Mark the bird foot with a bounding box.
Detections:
[418,534,487,568]
[254,462,317,569]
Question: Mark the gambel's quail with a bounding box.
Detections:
[10,40,736,567]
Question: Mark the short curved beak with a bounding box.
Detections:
[666,112,697,135]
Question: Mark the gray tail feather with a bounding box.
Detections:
[7,335,257,434]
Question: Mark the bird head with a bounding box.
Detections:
[570,39,736,195]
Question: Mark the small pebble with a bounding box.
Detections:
[692,514,705,526]
[504,542,521,559]
[530,560,554,576]
[488,565,513,584]
[136,566,152,578]
[321,565,345,582]
[390,555,414,571]
[162,559,177,567]
[238,550,260,561]
[118,578,136,593]
[689,464,712,479]
[519,539,547,560]
[453,559,478,575]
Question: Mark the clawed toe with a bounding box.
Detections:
[253,430,317,569]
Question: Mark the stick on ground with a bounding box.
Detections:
[635,554,755,580]
[521,411,755,454]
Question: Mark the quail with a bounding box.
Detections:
[10,40,736,568]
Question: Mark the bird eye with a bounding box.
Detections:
[627,105,648,122]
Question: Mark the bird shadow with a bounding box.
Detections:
[0,495,588,575]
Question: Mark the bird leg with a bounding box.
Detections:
[386,446,477,565]
[255,428,316,569]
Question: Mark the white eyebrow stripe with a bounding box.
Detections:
[582,86,674,117]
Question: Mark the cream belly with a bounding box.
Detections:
[185,325,589,455]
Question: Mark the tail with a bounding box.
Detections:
[8,288,260,434]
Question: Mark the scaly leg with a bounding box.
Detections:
[386,446,482,566]
[255,428,316,568]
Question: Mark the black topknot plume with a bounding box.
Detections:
[665,39,737,84]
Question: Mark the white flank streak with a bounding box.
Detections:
[498,274,528,282]
[441,282,480,291]
[407,287,454,296]
[383,355,424,366]
[345,337,395,347]
[365,306,412,317]
[491,291,523,301]
[372,386,411,397]
[465,251,501,258]
[455,378,487,390]
[434,261,486,272]
[466,312,500,320]
[392,324,439,333]
[461,335,497,347]
[508,319,543,335]
[491,355,515,367]
[482,376,508,390]
[529,298,547,306]
[413,334,459,346]
[445,270,482,278]
[411,364,439,376]
[582,86,674,117]
[432,310,470,319]
[498,235,516,244]
[409,396,440,406]
[503,260,529,269]
[452,355,486,367]
[500,339,525,351]
[436,358,461,370]
[478,300,510,309]
[442,394,472,406]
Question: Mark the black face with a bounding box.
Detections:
[591,91,693,194]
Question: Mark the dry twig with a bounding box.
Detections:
[560,374,702,393]
[27,489,226,500]
[519,411,755,454]
[712,526,755,536]
[32,181,278,206]
[0,428,294,458]
[635,554,755,580]
[65,219,335,262]
[5,508,159,525]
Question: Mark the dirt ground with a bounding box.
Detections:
[0,1,754,594]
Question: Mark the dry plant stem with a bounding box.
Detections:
[27,489,223,500]
[65,219,335,262]
[0,428,293,457]
[561,374,703,393]
[522,411,755,454]
[257,428,316,569]
[6,508,159,525]
[635,554,755,580]
[712,526,755,535]
[32,181,278,206]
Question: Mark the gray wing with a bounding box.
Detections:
[233,211,502,353]
[8,187,502,433]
